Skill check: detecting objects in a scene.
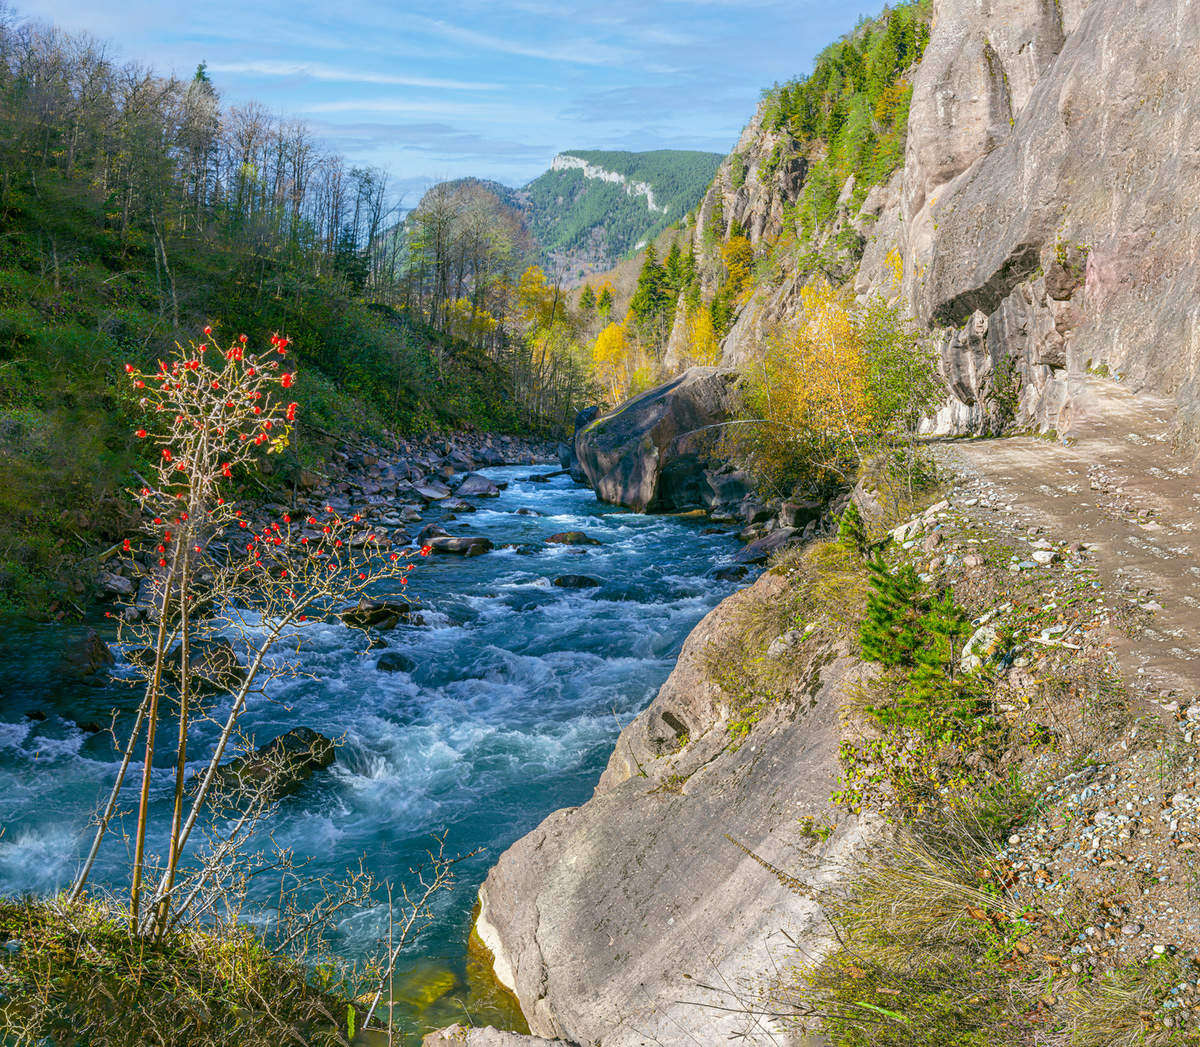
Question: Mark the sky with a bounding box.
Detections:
[14,0,884,206]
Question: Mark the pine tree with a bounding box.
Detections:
[664,241,684,295]
[579,284,596,311]
[859,559,926,668]
[837,500,868,556]
[597,284,613,320]
[630,244,669,323]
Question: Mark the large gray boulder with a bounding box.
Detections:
[574,368,744,513]
[474,570,882,1045]
[456,473,502,498]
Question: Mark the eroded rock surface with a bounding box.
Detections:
[474,571,881,1045]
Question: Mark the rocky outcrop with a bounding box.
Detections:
[473,570,882,1045]
[880,0,1200,435]
[698,0,1200,439]
[573,368,746,513]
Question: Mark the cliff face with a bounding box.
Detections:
[896,0,1200,436]
[708,0,1200,437]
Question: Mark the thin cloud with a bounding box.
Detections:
[207,59,498,91]
[410,15,630,67]
[303,98,530,121]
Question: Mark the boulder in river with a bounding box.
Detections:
[552,575,601,589]
[456,473,502,498]
[428,536,494,557]
[545,532,601,547]
[60,629,115,681]
[418,524,449,544]
[377,651,416,673]
[713,564,749,582]
[155,637,245,691]
[574,367,744,512]
[413,480,452,501]
[342,597,413,631]
[207,727,335,801]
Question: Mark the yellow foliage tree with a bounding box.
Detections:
[720,235,754,302]
[736,280,871,494]
[516,265,560,330]
[445,297,499,346]
[592,321,632,403]
[683,306,721,368]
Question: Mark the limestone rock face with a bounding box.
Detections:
[474,571,883,1045]
[895,0,1200,434]
[705,0,1200,438]
[573,368,745,513]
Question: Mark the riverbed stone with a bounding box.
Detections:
[377,651,416,673]
[209,727,335,801]
[457,473,502,498]
[428,536,494,557]
[551,575,600,589]
[545,532,601,547]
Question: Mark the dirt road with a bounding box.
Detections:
[946,375,1200,714]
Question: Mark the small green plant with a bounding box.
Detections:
[987,353,1021,431]
[840,559,1002,813]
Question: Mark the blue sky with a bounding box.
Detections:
[17,0,885,205]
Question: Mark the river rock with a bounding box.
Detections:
[377,651,416,673]
[474,570,883,1044]
[60,628,115,680]
[342,598,410,631]
[574,368,745,512]
[208,727,335,801]
[545,532,601,547]
[457,473,502,498]
[414,480,452,501]
[162,637,245,691]
[552,575,600,589]
[713,564,749,582]
[734,527,798,564]
[96,571,133,597]
[428,536,494,557]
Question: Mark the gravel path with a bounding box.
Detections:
[943,375,1200,718]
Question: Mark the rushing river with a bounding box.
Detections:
[0,466,749,1039]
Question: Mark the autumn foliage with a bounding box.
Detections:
[732,280,940,495]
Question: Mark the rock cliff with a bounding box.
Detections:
[572,367,749,513]
[702,0,1200,438]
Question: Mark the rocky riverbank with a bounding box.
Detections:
[90,431,558,623]
[443,383,1200,1044]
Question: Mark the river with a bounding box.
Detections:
[0,466,750,1040]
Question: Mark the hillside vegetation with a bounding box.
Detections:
[524,149,721,272]
[0,14,572,618]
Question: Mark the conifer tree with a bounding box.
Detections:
[859,559,926,668]
[837,500,868,556]
[579,284,596,311]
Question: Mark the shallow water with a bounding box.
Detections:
[0,467,749,1039]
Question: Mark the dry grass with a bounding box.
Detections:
[0,896,356,1047]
